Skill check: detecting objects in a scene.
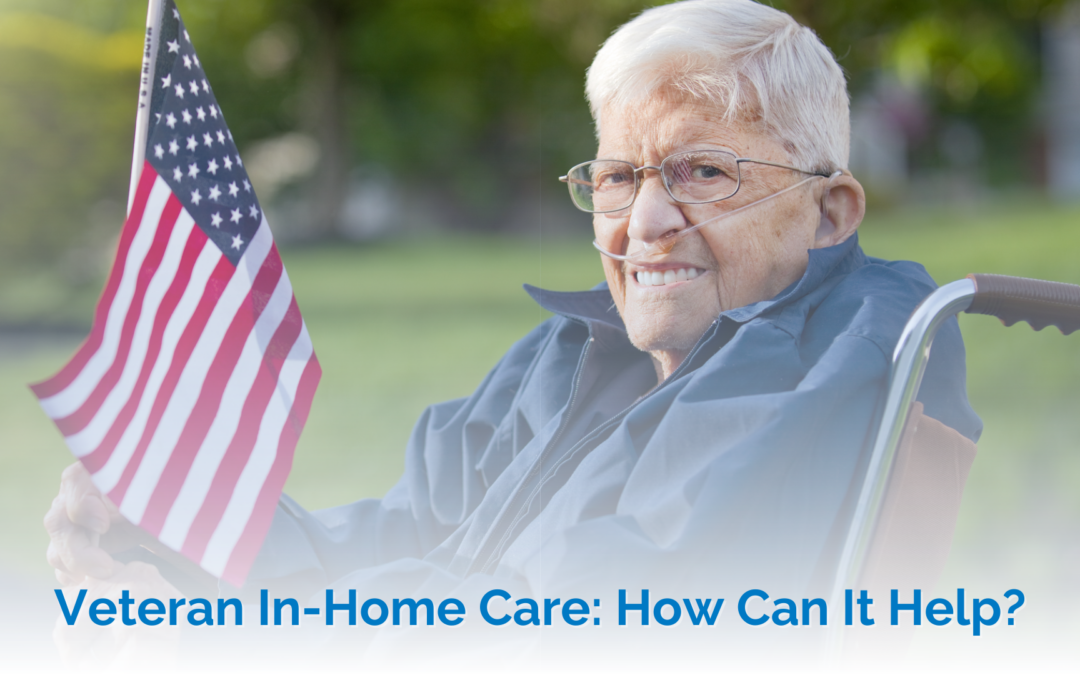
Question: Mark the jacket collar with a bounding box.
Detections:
[525,232,865,330]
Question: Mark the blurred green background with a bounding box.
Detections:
[2,0,1079,650]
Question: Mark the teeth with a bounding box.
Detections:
[635,268,702,287]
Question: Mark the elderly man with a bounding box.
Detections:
[48,0,980,628]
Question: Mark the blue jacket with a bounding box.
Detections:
[240,233,981,603]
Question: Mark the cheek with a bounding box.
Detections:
[594,213,630,254]
[702,216,803,308]
[602,258,627,308]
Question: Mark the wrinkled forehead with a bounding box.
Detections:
[596,92,766,160]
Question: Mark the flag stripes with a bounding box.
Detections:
[92,248,232,489]
[99,253,235,495]
[32,170,158,400]
[78,225,214,476]
[209,341,318,580]
[131,227,281,531]
[152,257,293,542]
[54,199,187,440]
[33,162,319,585]
[36,171,171,418]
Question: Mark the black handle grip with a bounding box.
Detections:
[965,274,1080,335]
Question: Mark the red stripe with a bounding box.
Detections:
[54,196,183,436]
[220,352,321,586]
[104,255,235,494]
[138,250,284,535]
[31,164,160,399]
[78,226,209,472]
[180,296,304,561]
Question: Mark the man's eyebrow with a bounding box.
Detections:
[667,129,741,155]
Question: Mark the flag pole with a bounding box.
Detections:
[127,0,166,215]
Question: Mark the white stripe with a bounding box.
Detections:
[119,223,275,525]
[157,270,295,549]
[201,331,314,577]
[92,239,222,493]
[39,178,173,418]
[65,211,196,457]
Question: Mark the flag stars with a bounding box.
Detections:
[184,30,191,43]
[216,130,226,145]
[174,83,185,99]
[230,234,243,250]
[211,212,222,228]
[181,109,192,124]
[209,106,218,119]
[165,112,177,128]
[161,74,171,89]
[153,144,164,160]
[183,55,192,69]
[194,55,201,68]
[201,79,209,93]
[189,81,200,96]
[228,182,239,197]
[243,179,251,192]
[185,136,198,151]
[196,107,206,122]
[173,166,183,182]
[203,133,214,148]
[191,189,202,206]
[188,163,200,179]
[230,208,242,223]
[168,139,179,155]
[249,204,260,219]
[207,159,219,175]
[173,8,180,19]
[223,156,233,171]
[209,185,222,200]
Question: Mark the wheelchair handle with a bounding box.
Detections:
[966,273,1080,335]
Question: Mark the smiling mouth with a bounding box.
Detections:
[633,267,704,287]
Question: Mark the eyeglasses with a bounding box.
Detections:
[559,149,831,214]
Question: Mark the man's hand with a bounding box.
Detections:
[44,462,139,585]
[53,561,183,670]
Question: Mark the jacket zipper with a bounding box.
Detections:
[470,322,594,574]
[478,317,727,573]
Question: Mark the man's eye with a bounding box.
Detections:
[595,170,633,187]
[690,163,729,180]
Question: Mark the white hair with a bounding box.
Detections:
[586,0,850,173]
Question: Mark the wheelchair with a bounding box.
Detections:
[829,273,1080,655]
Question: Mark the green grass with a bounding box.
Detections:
[3,202,1080,608]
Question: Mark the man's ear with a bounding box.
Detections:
[813,172,866,249]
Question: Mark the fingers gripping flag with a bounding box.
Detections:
[31,0,320,586]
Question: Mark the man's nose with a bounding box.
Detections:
[627,172,686,244]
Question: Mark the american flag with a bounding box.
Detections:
[32,0,320,586]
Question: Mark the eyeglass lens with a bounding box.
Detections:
[567,150,741,213]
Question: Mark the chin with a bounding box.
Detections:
[624,318,712,357]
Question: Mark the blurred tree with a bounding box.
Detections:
[0,4,143,282]
[777,0,1068,181]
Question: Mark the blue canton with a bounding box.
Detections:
[146,0,262,266]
